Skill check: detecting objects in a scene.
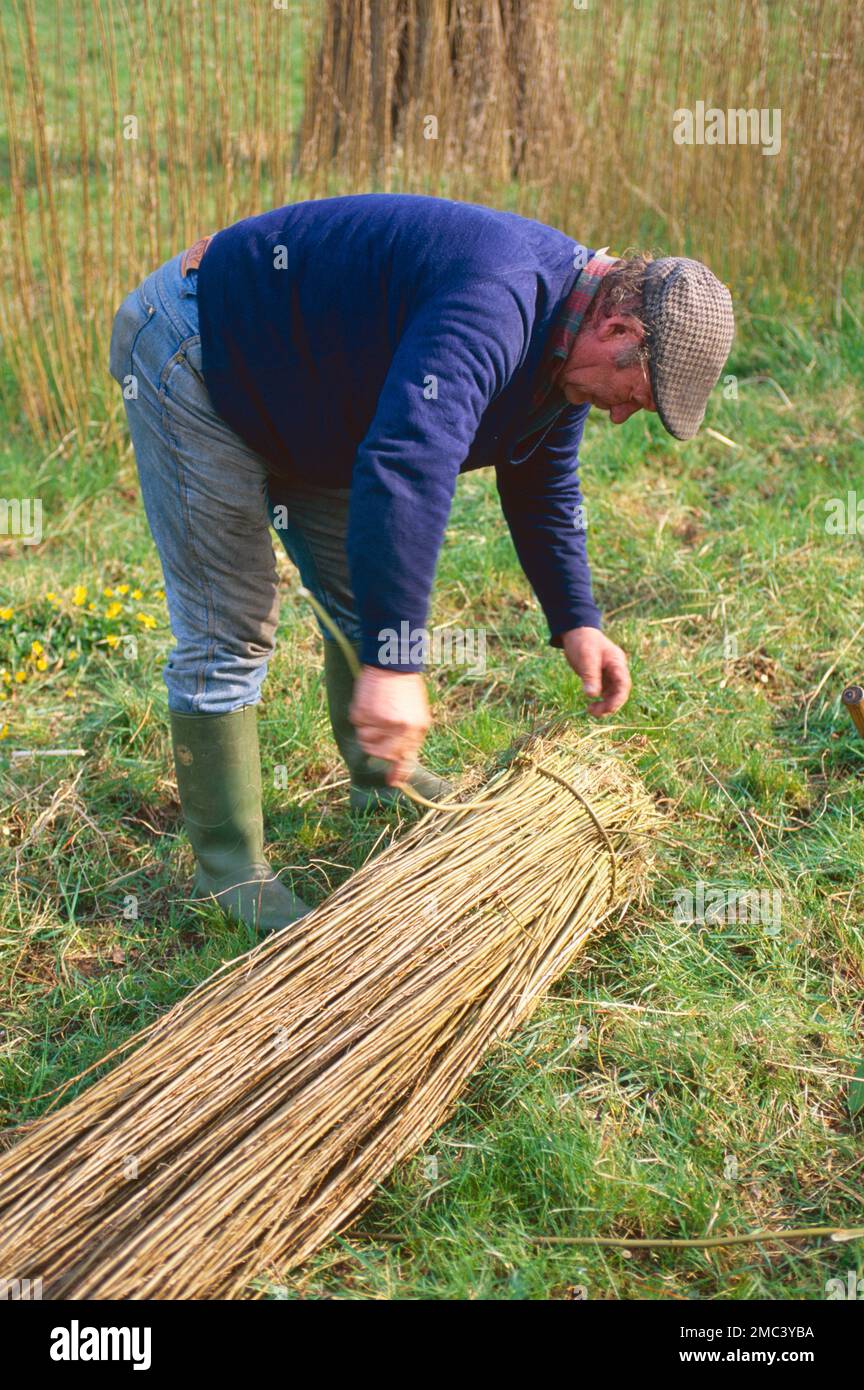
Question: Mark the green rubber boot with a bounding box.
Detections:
[169,706,310,932]
[323,639,454,812]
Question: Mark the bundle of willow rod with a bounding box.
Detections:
[0,724,656,1299]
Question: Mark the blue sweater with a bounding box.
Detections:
[197,193,601,670]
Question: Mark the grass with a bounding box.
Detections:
[1,286,862,1299]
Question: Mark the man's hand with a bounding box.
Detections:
[562,626,631,716]
[350,665,431,785]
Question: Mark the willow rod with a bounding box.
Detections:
[531,1225,864,1250]
[300,584,523,813]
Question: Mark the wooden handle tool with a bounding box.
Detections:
[842,684,864,738]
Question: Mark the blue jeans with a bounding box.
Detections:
[108,252,361,714]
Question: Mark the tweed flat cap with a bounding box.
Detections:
[641,257,734,440]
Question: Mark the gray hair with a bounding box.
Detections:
[589,251,654,370]
[590,252,654,321]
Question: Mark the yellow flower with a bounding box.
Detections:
[73,586,87,606]
[0,692,6,702]
[102,586,115,598]
[14,670,26,683]
[106,634,121,649]
[68,650,79,662]
[135,612,157,629]
[45,591,57,601]
[35,656,48,671]
[131,589,143,600]
[31,639,43,655]
[0,723,9,740]
[0,670,10,684]
[105,601,123,619]
[155,589,165,601]
[117,584,130,595]
[64,688,75,699]
[87,602,96,612]
[0,607,12,621]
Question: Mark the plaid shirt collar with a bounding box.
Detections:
[517,248,619,444]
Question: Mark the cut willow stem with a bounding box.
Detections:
[531,1226,864,1250]
[0,723,656,1300]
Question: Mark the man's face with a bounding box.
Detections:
[557,311,656,425]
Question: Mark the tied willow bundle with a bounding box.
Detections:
[0,725,655,1299]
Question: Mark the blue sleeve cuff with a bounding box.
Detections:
[359,628,427,672]
[548,605,603,648]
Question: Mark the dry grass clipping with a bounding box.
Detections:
[0,724,656,1299]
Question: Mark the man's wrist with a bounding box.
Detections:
[361,662,421,679]
[551,617,602,647]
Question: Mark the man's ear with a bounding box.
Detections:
[595,312,644,344]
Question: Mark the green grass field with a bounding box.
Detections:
[1,284,862,1299]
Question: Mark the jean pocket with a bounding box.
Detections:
[182,335,205,386]
[108,289,153,385]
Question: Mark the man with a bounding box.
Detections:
[108,194,733,931]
